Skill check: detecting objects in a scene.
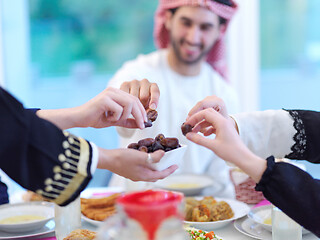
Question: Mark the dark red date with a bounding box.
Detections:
[181,123,193,136]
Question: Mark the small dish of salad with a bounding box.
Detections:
[185,226,223,240]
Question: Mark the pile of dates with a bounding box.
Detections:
[127,134,181,153]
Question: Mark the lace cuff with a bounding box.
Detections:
[284,110,307,160]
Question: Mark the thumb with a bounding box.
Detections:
[186,132,215,150]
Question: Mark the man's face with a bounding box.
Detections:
[166,6,222,65]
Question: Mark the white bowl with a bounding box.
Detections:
[0,201,54,233]
[150,145,187,171]
[154,173,214,196]
[247,205,310,235]
[247,205,272,232]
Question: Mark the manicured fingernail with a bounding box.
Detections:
[149,103,156,110]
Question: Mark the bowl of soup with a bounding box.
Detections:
[154,173,214,196]
[0,201,54,233]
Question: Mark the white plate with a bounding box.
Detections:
[184,197,250,230]
[234,217,316,240]
[150,145,187,171]
[80,187,123,198]
[0,201,54,233]
[80,187,123,227]
[234,217,266,239]
[248,205,310,235]
[154,174,221,196]
[0,219,55,239]
[81,214,104,227]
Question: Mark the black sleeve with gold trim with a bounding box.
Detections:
[0,87,93,206]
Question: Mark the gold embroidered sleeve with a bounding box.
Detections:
[36,131,93,206]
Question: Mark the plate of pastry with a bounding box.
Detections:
[80,192,121,227]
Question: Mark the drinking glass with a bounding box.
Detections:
[54,197,81,240]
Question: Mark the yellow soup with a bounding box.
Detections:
[167,183,200,189]
[0,215,45,224]
[263,217,272,225]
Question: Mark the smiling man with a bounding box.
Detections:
[107,0,239,198]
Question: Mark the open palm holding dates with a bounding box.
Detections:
[128,108,193,153]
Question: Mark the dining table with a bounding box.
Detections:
[11,218,319,240]
[4,187,320,240]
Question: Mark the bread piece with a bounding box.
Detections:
[63,229,96,240]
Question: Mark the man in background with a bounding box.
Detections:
[108,0,239,198]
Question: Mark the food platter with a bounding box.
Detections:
[184,197,250,230]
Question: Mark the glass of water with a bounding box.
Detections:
[54,197,81,240]
[272,206,302,240]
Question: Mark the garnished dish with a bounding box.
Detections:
[185,196,234,222]
[185,227,222,240]
[184,197,250,230]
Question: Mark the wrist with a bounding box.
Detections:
[233,148,267,183]
[97,148,117,171]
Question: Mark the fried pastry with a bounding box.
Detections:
[81,193,120,221]
[63,229,96,240]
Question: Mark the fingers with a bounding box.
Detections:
[149,83,160,110]
[120,79,159,110]
[155,165,178,179]
[105,88,147,129]
[148,150,165,164]
[103,97,124,122]
[186,132,215,150]
[142,164,178,182]
[138,79,152,108]
[187,95,227,120]
[185,108,221,129]
[192,120,212,133]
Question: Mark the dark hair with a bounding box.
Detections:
[168,0,233,25]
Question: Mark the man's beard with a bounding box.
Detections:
[170,37,214,65]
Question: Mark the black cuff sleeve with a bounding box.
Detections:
[255,156,320,237]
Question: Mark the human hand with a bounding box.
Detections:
[75,87,148,129]
[120,79,160,110]
[187,95,229,119]
[186,95,236,136]
[185,108,267,183]
[98,148,178,182]
[184,108,251,165]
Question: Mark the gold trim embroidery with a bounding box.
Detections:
[54,137,90,205]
